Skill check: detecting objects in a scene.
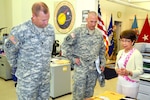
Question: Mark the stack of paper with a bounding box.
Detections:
[140,73,150,79]
[54,60,70,64]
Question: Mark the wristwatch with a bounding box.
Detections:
[128,71,132,76]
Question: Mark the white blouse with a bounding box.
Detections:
[117,50,130,68]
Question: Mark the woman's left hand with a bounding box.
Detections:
[120,68,129,76]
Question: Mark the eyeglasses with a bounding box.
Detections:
[120,39,131,43]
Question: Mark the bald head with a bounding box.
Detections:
[87,11,98,18]
[86,11,98,30]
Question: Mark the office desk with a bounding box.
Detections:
[50,58,71,99]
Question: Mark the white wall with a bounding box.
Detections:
[0,0,6,27]
[0,0,150,46]
[101,1,150,32]
[55,0,98,45]
[0,0,7,39]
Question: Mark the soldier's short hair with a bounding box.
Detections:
[32,2,49,16]
[88,11,97,17]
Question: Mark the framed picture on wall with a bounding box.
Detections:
[82,10,89,22]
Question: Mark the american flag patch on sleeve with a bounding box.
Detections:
[9,35,18,44]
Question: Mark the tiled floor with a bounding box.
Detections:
[0,71,117,100]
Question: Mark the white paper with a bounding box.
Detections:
[95,56,101,74]
[140,73,150,79]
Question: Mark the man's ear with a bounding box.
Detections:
[32,13,36,19]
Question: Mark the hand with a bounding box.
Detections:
[115,68,122,75]
[100,66,105,72]
[120,68,128,76]
[115,68,129,76]
[75,58,80,65]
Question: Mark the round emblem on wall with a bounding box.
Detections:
[54,1,75,33]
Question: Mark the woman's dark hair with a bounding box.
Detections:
[120,29,137,42]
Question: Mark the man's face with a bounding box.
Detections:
[33,11,50,28]
[86,15,98,30]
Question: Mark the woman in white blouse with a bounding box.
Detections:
[115,29,143,98]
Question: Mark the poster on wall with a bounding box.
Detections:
[82,10,89,22]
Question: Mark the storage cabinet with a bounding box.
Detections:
[0,54,12,80]
[137,78,150,100]
[50,62,71,99]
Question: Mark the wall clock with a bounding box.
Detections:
[54,1,75,34]
[117,11,122,18]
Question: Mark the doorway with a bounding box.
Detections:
[114,21,122,53]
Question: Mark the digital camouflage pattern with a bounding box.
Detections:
[62,26,106,100]
[4,20,55,100]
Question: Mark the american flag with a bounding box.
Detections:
[107,14,114,56]
[97,2,109,52]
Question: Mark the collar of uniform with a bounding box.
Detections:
[88,29,95,35]
[85,26,95,35]
[28,20,46,35]
[27,20,40,35]
[32,23,45,33]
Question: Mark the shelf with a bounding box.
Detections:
[142,53,150,56]
[143,58,150,63]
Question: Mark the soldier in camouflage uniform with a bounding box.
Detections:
[4,2,55,100]
[62,11,106,100]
